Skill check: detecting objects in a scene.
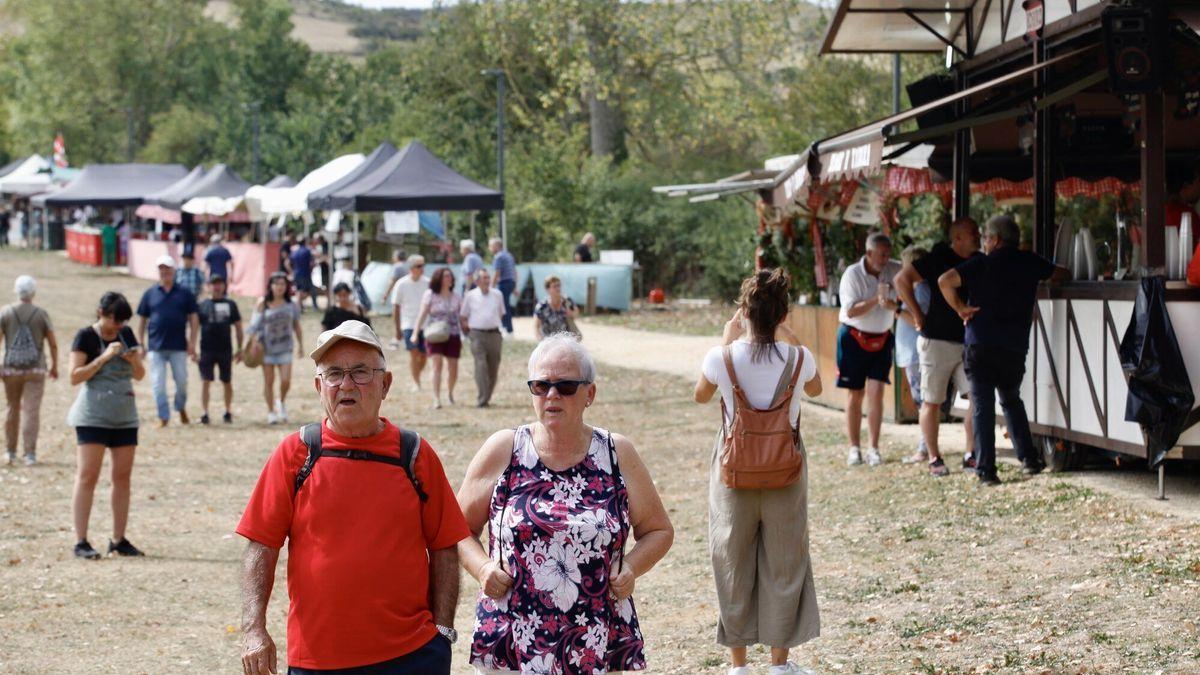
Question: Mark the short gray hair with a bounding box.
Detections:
[459,239,475,251]
[489,237,503,248]
[866,231,892,252]
[14,275,35,301]
[474,268,491,280]
[983,214,1020,248]
[528,333,597,383]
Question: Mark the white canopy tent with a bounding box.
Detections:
[0,155,51,195]
[248,153,366,218]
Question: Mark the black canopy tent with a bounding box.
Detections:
[306,142,399,211]
[165,163,251,210]
[315,140,504,267]
[145,165,207,208]
[45,163,188,208]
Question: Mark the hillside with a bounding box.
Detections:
[204,0,427,56]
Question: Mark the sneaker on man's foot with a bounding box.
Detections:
[74,540,101,560]
[223,411,233,424]
[928,457,950,477]
[157,418,169,429]
[107,538,145,557]
[266,411,279,425]
[902,448,929,464]
[727,667,752,675]
[5,450,14,466]
[1021,460,1045,476]
[179,410,190,425]
[847,446,863,466]
[23,454,36,467]
[962,452,977,469]
[977,472,1002,487]
[200,414,210,425]
[866,448,883,467]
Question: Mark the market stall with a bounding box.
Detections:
[45,163,188,265]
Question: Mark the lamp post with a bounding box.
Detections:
[482,68,507,249]
[246,101,262,184]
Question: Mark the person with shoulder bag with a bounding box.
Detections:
[694,269,823,675]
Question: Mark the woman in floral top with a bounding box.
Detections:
[456,334,674,675]
[533,275,579,340]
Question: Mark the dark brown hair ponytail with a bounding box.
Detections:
[738,268,791,362]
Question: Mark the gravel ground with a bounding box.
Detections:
[1,250,1198,674]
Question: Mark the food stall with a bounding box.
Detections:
[658,2,1200,478]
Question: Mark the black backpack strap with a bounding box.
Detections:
[294,423,324,495]
[400,429,429,503]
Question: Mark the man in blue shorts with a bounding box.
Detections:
[287,239,316,311]
[390,255,430,391]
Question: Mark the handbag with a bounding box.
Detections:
[243,335,264,369]
[425,320,451,344]
[849,327,889,353]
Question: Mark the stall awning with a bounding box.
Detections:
[307,142,399,211]
[652,149,813,204]
[45,163,189,208]
[820,0,1105,58]
[332,141,504,213]
[812,46,1094,184]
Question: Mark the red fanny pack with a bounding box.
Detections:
[849,327,889,353]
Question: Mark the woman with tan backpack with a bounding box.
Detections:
[694,269,823,675]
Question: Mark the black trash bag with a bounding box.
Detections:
[1119,276,1195,466]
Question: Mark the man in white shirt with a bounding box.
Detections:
[837,232,902,468]
[460,268,505,408]
[390,255,430,390]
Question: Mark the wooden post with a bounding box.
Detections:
[586,277,597,315]
[1142,92,1166,269]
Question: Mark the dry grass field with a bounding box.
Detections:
[0,250,1198,673]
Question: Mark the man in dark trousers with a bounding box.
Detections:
[194,275,243,425]
[894,217,980,477]
[938,214,1068,485]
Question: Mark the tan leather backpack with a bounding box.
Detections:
[719,345,804,490]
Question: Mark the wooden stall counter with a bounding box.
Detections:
[786,304,918,423]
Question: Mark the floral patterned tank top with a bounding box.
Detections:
[470,425,646,674]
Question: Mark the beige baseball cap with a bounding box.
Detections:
[309,320,386,363]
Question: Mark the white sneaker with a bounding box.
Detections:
[267,411,279,425]
[866,447,883,466]
[23,454,36,467]
[847,446,863,466]
[768,662,816,675]
[5,451,14,466]
[728,667,752,675]
[276,400,288,423]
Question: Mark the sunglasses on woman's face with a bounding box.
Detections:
[527,379,590,396]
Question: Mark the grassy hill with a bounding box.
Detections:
[205,0,427,56]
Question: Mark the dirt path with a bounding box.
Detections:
[2,255,1199,673]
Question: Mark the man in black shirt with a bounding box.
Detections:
[195,275,244,424]
[894,217,980,477]
[939,214,1068,485]
[573,232,596,263]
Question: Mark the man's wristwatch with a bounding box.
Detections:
[436,625,458,643]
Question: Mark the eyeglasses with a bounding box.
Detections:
[318,367,386,386]
[527,379,591,396]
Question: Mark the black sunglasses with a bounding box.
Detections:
[527,379,591,396]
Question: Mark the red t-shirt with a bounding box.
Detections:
[236,419,470,670]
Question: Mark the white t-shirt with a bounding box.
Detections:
[838,256,902,333]
[701,340,818,428]
[461,287,505,330]
[390,275,430,330]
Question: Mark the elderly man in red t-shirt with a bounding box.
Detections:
[237,320,469,674]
